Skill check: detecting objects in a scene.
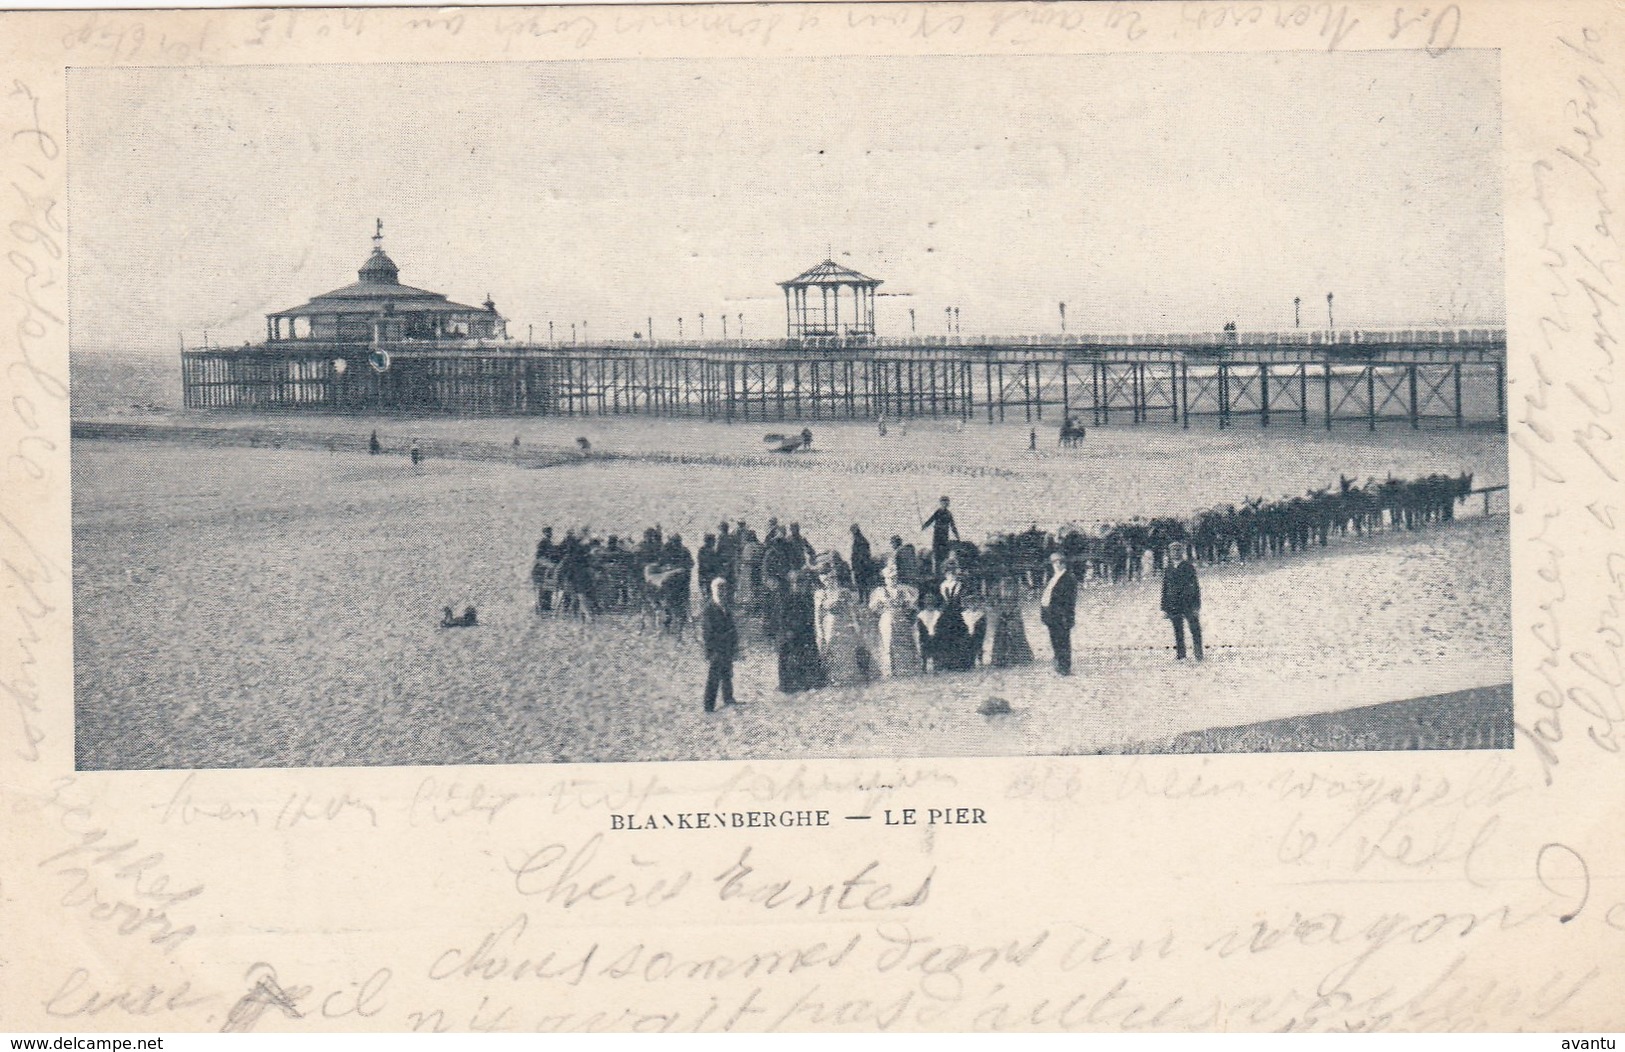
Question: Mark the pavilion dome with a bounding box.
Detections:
[358,247,400,285]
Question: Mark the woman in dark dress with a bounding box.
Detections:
[849,524,878,596]
[915,588,943,673]
[777,570,826,693]
[985,579,1035,668]
[933,567,978,672]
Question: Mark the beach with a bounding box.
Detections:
[70,408,1511,770]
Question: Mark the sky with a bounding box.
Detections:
[67,50,1503,353]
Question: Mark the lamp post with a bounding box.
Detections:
[1294,297,1301,329]
[648,316,653,341]
[571,323,577,345]
[1059,301,1067,334]
[739,314,744,339]
[678,316,684,339]
[722,315,728,338]
[699,312,705,338]
[909,307,916,334]
[945,306,952,334]
[1327,292,1334,331]
[953,307,961,335]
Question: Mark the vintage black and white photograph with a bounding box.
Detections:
[68,51,1509,770]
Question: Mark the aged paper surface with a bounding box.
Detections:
[3,0,1623,1033]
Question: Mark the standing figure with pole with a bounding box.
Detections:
[921,495,960,577]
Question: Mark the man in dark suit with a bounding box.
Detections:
[1039,551,1077,676]
[1161,542,1204,660]
[702,577,740,711]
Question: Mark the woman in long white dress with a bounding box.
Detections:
[867,561,922,677]
[815,570,873,685]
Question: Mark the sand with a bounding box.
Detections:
[70,417,1510,770]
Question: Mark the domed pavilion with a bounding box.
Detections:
[264,221,506,344]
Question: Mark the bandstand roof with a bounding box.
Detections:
[778,259,882,289]
[268,241,494,320]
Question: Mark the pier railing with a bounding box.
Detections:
[185,326,1506,359]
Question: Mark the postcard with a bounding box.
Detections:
[3,0,1621,1033]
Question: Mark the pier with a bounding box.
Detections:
[182,328,1507,430]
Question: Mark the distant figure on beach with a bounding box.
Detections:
[368,430,381,455]
[531,527,558,612]
[800,427,814,451]
[559,532,596,622]
[786,522,816,571]
[409,440,422,466]
[737,526,763,613]
[922,496,960,575]
[698,533,724,597]
[877,414,888,437]
[1029,428,1037,451]
[512,435,521,451]
[761,519,792,591]
[701,577,739,712]
[661,533,694,620]
[440,605,477,628]
[1161,542,1204,661]
[576,437,592,453]
[885,535,922,587]
[1039,552,1077,676]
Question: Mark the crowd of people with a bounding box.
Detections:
[524,469,1475,711]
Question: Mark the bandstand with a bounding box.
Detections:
[778,258,882,341]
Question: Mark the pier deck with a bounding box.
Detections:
[179,328,1507,430]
